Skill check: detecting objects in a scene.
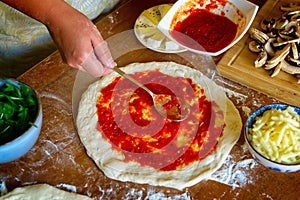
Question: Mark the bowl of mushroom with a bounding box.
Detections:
[248,3,300,79]
[245,104,300,172]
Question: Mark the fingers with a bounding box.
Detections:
[94,41,116,69]
[79,40,116,77]
[102,67,114,76]
[80,52,105,77]
[60,23,115,77]
[80,43,116,77]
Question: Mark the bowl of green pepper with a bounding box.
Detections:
[0,79,42,163]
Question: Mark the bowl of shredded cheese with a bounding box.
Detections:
[245,104,300,172]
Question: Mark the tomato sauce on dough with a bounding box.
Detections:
[96,70,225,171]
[170,9,238,52]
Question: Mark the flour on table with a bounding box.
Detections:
[242,106,251,117]
[123,187,191,200]
[210,143,258,189]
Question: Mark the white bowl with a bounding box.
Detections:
[245,104,300,172]
[0,80,42,163]
[157,0,258,56]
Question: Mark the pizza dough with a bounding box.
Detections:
[76,61,242,190]
[1,184,92,200]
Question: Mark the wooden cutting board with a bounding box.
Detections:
[217,0,300,107]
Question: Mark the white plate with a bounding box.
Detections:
[157,0,258,56]
[134,4,187,53]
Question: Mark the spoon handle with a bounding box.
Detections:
[113,66,154,96]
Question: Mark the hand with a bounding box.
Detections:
[46,6,116,77]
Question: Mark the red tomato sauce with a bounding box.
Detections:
[170,9,238,52]
[96,70,225,171]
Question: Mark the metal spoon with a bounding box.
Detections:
[113,66,190,122]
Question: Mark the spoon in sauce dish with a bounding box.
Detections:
[113,66,190,122]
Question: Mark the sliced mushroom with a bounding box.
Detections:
[274,18,289,29]
[270,62,282,77]
[249,40,262,53]
[267,29,278,38]
[260,19,270,32]
[264,38,275,56]
[273,38,300,47]
[281,4,300,12]
[291,13,300,21]
[285,10,300,17]
[249,28,269,44]
[287,57,300,65]
[264,44,290,70]
[255,51,268,68]
[291,42,299,59]
[248,5,300,81]
[284,21,298,32]
[278,31,294,40]
[281,60,300,74]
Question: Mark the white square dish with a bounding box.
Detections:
[157,0,259,56]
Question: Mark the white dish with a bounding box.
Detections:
[157,0,258,56]
[134,4,187,53]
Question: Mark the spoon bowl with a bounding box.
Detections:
[152,93,190,122]
[113,66,190,122]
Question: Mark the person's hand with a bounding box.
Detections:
[1,0,115,77]
[45,4,116,77]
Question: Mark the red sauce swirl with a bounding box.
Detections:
[96,70,225,171]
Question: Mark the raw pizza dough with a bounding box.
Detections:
[76,61,242,190]
[1,184,92,200]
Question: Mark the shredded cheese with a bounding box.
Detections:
[249,106,300,164]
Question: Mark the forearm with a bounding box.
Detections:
[0,0,75,25]
[1,0,115,77]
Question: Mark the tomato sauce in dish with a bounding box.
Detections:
[96,69,225,171]
[170,9,238,53]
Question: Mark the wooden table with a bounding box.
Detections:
[1,0,299,199]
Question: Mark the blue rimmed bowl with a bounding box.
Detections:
[245,104,300,172]
[0,79,42,163]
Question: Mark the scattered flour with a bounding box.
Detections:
[0,181,7,196]
[144,188,191,200]
[242,106,251,117]
[121,187,191,200]
[55,183,77,193]
[209,143,258,189]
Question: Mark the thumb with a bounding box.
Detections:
[81,52,105,77]
[94,41,116,68]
